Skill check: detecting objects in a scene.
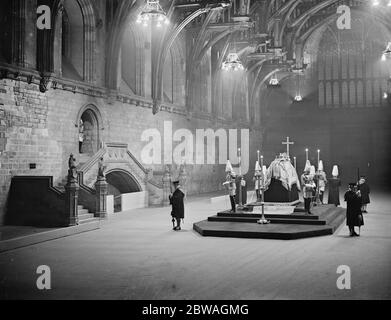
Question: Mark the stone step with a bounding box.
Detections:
[78,218,99,224]
[78,213,94,220]
[78,208,89,215]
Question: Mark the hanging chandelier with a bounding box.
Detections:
[222,53,245,72]
[381,42,391,61]
[268,72,280,87]
[136,0,169,27]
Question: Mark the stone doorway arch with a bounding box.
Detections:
[106,169,142,212]
[77,104,103,156]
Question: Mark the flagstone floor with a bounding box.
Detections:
[0,190,390,300]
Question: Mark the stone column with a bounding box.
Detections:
[162,166,172,206]
[95,177,108,218]
[65,177,79,226]
[273,18,282,47]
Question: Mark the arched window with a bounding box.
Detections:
[62,0,84,80]
[318,83,324,107]
[50,0,96,82]
[121,29,142,96]
[162,39,186,107]
[314,11,390,108]
[0,0,12,63]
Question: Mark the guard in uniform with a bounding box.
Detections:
[301,161,316,214]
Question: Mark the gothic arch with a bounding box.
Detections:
[106,168,143,194]
[75,104,104,154]
[106,0,145,89]
[38,0,97,82]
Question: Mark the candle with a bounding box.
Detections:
[305,148,308,161]
[238,148,241,175]
[257,150,260,163]
[317,149,320,169]
[294,156,297,169]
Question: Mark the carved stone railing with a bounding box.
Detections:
[75,143,170,206]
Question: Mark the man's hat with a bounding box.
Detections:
[172,180,180,185]
[348,182,356,187]
[230,171,237,177]
[332,165,339,177]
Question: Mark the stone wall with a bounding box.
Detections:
[0,78,261,225]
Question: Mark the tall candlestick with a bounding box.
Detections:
[257,150,260,163]
[294,156,297,169]
[260,155,264,168]
[238,148,241,176]
[317,149,320,169]
[305,148,309,161]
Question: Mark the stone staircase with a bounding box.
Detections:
[77,205,98,224]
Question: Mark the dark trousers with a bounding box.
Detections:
[175,217,181,227]
[319,192,324,203]
[230,195,236,212]
[304,198,311,213]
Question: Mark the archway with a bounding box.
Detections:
[106,170,142,213]
[78,108,100,155]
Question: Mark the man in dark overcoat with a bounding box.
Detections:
[344,183,364,237]
[169,180,185,231]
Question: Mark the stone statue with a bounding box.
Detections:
[67,154,78,182]
[98,157,106,179]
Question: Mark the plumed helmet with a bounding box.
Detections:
[225,160,233,173]
[318,160,324,171]
[304,160,311,172]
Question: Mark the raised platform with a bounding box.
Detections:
[193,204,346,240]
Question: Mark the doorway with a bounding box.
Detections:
[79,108,100,155]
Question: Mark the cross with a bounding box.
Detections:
[282,137,294,157]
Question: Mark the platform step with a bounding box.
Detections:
[194,221,333,240]
[195,204,346,240]
[208,215,326,225]
[217,211,320,220]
